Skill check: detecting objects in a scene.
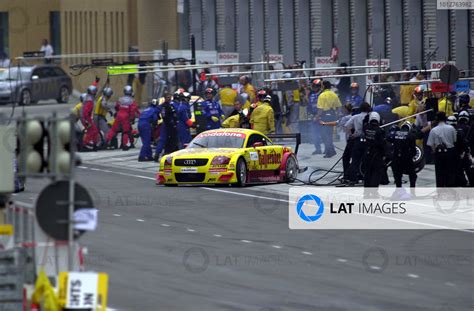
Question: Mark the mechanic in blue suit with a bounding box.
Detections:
[202,88,225,130]
[154,92,179,162]
[177,92,194,148]
[138,99,160,162]
[344,83,364,112]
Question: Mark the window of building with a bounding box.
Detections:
[50,11,61,55]
[0,12,9,57]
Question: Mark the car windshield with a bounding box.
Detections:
[0,68,31,81]
[188,132,246,149]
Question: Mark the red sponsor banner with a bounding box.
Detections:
[431,82,454,93]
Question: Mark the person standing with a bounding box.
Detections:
[176,92,194,148]
[307,79,323,154]
[215,83,238,118]
[81,85,99,151]
[250,95,275,135]
[239,75,256,103]
[202,88,225,130]
[106,85,138,151]
[138,100,160,162]
[317,80,341,158]
[345,83,363,111]
[154,92,179,161]
[427,112,457,187]
[389,122,417,188]
[363,112,386,188]
[93,87,114,146]
[345,102,371,184]
[40,39,54,63]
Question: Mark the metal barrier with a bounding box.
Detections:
[5,201,36,285]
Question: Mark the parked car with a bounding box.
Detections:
[0,64,72,105]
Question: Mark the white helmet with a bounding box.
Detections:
[458,111,470,123]
[446,115,457,126]
[369,111,381,124]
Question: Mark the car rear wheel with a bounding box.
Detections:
[236,158,247,187]
[284,155,298,183]
[58,86,70,103]
[19,89,31,106]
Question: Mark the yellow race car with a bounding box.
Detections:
[156,128,300,186]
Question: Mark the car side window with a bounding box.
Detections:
[246,134,267,148]
[52,67,66,76]
[31,69,43,79]
[42,68,57,77]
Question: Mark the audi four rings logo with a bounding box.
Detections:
[184,160,197,165]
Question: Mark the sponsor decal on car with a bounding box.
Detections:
[181,167,198,173]
[199,131,246,138]
[257,149,281,167]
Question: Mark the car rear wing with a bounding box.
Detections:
[267,133,301,155]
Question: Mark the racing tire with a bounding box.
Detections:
[164,184,178,187]
[235,158,247,187]
[58,86,70,103]
[284,155,298,183]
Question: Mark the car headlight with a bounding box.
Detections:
[211,156,231,165]
[164,156,173,166]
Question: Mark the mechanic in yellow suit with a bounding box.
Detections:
[317,80,341,158]
[93,87,114,139]
[250,95,275,134]
[399,70,417,106]
[71,93,86,122]
[239,75,256,103]
[437,95,454,116]
[392,87,422,122]
[216,83,238,118]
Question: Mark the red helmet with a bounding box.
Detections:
[414,86,423,94]
[312,79,322,86]
[257,89,267,99]
[205,88,215,94]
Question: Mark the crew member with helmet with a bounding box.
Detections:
[94,87,114,144]
[106,85,140,151]
[362,111,387,189]
[388,121,418,188]
[250,95,275,135]
[202,88,225,130]
[345,82,364,111]
[138,99,160,162]
[81,85,100,151]
[154,92,179,161]
[176,91,194,148]
[427,112,457,187]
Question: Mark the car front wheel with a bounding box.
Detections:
[236,158,247,187]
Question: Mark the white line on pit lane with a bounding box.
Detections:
[336,258,348,263]
[136,219,145,222]
[407,273,419,279]
[76,166,474,234]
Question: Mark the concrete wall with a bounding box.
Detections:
[0,0,60,58]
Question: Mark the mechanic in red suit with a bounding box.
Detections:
[81,85,99,151]
[106,85,140,150]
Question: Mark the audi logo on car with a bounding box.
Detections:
[183,160,197,165]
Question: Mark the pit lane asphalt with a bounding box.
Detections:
[14,164,474,311]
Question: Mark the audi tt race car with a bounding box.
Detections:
[156,128,300,186]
